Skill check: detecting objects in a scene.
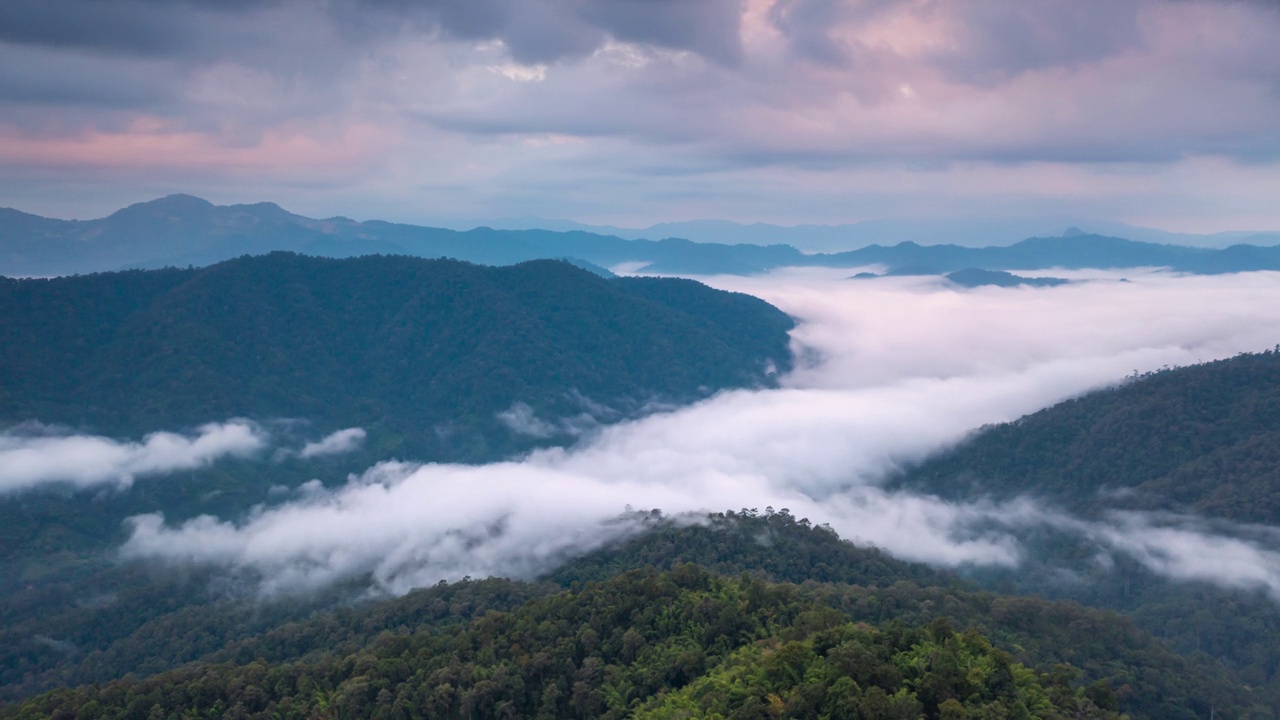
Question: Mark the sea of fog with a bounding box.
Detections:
[7,267,1280,597]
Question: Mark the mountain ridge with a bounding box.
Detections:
[6,195,1280,277]
[0,252,794,461]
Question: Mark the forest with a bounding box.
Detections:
[1,510,1272,718]
[0,252,793,462]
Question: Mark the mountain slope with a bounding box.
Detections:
[889,349,1280,522]
[0,252,794,461]
[7,565,1252,720]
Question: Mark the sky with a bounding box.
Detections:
[8,268,1280,598]
[3,0,1280,231]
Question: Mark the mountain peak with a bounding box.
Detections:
[110,194,216,220]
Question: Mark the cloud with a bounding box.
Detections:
[120,269,1280,596]
[298,427,367,459]
[1084,513,1280,598]
[5,1,1280,231]
[496,402,559,439]
[0,420,267,494]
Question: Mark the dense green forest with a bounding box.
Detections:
[8,560,1261,719]
[0,252,794,711]
[1,511,1270,718]
[891,348,1280,523]
[0,252,793,462]
[884,349,1280,707]
[1,509,942,701]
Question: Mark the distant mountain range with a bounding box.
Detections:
[4,195,1280,277]
[484,216,1280,252]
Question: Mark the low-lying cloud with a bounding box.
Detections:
[0,422,377,493]
[298,427,367,459]
[1082,513,1280,599]
[118,269,1280,598]
[0,420,266,494]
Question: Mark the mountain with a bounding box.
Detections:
[890,349,1280,522]
[2,515,1263,719]
[486,216,1280,252]
[0,567,1130,720]
[0,195,807,278]
[822,233,1280,275]
[0,253,792,702]
[0,252,794,461]
[6,196,1280,278]
[887,349,1280,701]
[943,268,1070,288]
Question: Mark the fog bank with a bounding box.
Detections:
[119,270,1280,596]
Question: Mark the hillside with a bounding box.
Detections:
[890,348,1280,522]
[0,253,796,702]
[3,554,1262,719]
[887,349,1280,700]
[0,252,794,462]
[2,510,942,701]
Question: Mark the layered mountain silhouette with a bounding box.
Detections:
[5,195,1280,277]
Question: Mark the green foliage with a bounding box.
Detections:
[893,348,1280,523]
[1,568,1133,720]
[890,348,1280,709]
[1,514,1266,718]
[548,508,950,589]
[0,252,794,462]
[0,253,795,705]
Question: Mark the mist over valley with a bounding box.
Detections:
[10,1,1280,716]
[5,250,1280,717]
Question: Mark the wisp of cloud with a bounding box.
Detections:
[0,420,266,494]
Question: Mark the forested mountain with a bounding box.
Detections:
[5,195,1280,277]
[0,252,793,462]
[0,252,794,707]
[891,348,1280,522]
[3,514,1266,719]
[887,349,1280,707]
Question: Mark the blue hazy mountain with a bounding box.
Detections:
[4,195,1280,278]
[480,216,1280,252]
[0,195,803,277]
[943,268,1070,288]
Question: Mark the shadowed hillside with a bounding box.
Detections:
[0,252,794,462]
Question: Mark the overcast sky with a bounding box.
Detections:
[3,0,1280,230]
